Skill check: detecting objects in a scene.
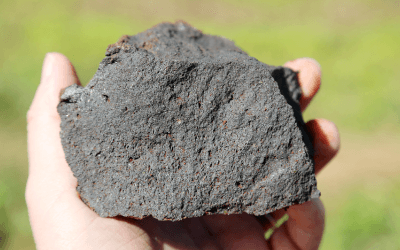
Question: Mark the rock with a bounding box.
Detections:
[57,21,319,221]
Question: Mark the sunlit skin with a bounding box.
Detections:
[26,53,340,250]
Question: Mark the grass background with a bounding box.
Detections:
[0,0,399,249]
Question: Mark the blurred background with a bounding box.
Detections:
[0,0,399,249]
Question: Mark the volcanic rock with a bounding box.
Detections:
[57,21,320,221]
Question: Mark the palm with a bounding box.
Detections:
[27,53,339,250]
[42,197,323,249]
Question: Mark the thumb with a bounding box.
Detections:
[26,52,81,220]
[28,53,81,123]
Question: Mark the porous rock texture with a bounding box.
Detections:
[57,21,320,221]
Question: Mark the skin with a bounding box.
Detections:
[26,53,340,250]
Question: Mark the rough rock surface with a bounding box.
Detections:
[57,21,320,221]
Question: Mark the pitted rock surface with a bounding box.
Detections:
[57,21,319,221]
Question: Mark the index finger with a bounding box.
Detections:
[284,58,321,112]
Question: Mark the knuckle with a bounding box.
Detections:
[26,108,61,126]
[26,108,36,124]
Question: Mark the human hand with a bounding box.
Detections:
[26,53,340,249]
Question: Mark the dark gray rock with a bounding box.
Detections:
[57,21,319,221]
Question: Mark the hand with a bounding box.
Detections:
[26,53,340,249]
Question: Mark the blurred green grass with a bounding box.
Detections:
[0,0,399,249]
[321,180,400,249]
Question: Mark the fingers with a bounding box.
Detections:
[257,59,334,249]
[284,58,339,173]
[284,58,321,112]
[269,199,325,250]
[182,218,221,249]
[26,53,81,208]
[202,214,269,249]
[306,119,340,174]
[259,118,338,248]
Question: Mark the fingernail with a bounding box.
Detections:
[313,119,341,155]
[42,53,56,78]
[325,120,340,151]
[300,57,321,68]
